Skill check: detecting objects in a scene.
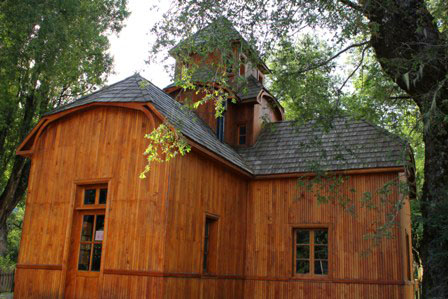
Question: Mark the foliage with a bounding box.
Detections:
[0,201,24,272]
[0,0,129,255]
[140,123,191,179]
[268,36,343,123]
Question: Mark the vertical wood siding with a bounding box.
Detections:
[14,105,412,298]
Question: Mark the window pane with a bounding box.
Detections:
[84,189,96,205]
[78,244,91,271]
[239,126,246,135]
[296,230,309,244]
[296,260,310,274]
[81,215,94,241]
[239,135,246,145]
[297,245,310,259]
[315,260,328,275]
[315,245,328,259]
[91,244,102,271]
[99,189,107,204]
[95,215,105,241]
[315,229,328,244]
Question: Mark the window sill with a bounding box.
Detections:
[291,274,330,281]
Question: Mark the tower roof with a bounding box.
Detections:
[170,16,270,74]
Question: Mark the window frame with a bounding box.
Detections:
[202,213,219,275]
[73,183,109,277]
[77,184,108,210]
[237,124,247,145]
[292,225,331,279]
[405,231,412,281]
[77,212,105,272]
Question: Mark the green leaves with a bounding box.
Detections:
[0,0,129,259]
[140,123,191,179]
[268,36,342,125]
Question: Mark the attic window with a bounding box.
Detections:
[238,125,247,145]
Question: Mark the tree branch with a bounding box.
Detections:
[297,40,370,74]
[338,45,370,93]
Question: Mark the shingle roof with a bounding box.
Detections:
[165,74,274,103]
[237,75,263,100]
[237,119,407,175]
[46,74,407,176]
[46,74,252,173]
[170,17,269,73]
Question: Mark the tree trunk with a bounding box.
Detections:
[361,0,448,297]
[0,92,35,256]
[419,100,448,298]
[0,221,7,256]
[0,157,30,256]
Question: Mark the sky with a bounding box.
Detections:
[107,0,173,88]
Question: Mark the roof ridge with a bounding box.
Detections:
[44,74,141,115]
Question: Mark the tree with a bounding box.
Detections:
[0,0,129,255]
[149,1,448,297]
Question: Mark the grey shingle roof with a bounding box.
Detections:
[237,75,263,100]
[169,17,269,73]
[47,74,406,176]
[237,119,407,175]
[46,74,252,173]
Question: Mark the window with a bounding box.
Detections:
[294,228,328,276]
[77,185,108,272]
[216,116,225,142]
[238,125,247,145]
[78,214,105,271]
[203,216,218,274]
[406,231,412,280]
[83,187,107,206]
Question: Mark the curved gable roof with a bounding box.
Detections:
[24,74,409,177]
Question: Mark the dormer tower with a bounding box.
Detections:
[164,17,284,147]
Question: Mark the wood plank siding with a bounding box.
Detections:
[14,105,413,298]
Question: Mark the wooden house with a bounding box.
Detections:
[14,19,415,298]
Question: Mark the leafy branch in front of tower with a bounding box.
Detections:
[140,123,191,179]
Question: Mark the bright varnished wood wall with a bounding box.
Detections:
[14,105,248,298]
[14,104,412,298]
[244,173,413,298]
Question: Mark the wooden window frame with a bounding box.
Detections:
[76,184,108,210]
[202,213,219,275]
[405,231,412,281]
[292,225,331,279]
[78,212,105,273]
[75,184,108,276]
[237,124,247,145]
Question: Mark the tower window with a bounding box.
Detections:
[238,125,247,145]
[217,116,225,142]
